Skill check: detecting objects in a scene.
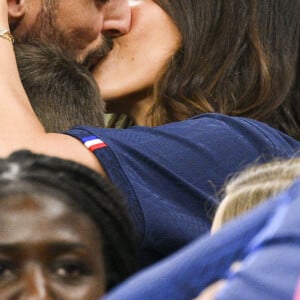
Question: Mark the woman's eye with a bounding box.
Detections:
[53,261,90,280]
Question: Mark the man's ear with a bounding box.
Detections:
[7,0,26,24]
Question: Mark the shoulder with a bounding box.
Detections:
[66,113,295,141]
[65,113,300,164]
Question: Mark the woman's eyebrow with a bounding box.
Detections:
[46,242,91,254]
[0,242,89,255]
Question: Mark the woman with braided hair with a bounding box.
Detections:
[0,150,137,299]
[0,0,300,267]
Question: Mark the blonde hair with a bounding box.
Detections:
[213,157,300,231]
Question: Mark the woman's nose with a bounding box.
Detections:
[19,264,49,300]
[102,0,132,37]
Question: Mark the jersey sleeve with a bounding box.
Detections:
[66,113,300,265]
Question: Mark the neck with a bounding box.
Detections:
[106,90,154,126]
[130,95,154,126]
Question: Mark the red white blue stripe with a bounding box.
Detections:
[82,136,107,151]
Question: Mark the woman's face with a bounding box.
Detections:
[0,192,105,299]
[93,0,181,112]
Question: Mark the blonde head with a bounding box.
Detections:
[212,157,300,232]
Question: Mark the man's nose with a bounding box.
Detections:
[19,264,50,300]
[102,0,132,37]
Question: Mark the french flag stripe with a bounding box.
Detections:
[82,136,107,151]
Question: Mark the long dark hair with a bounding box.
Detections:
[151,0,300,135]
[113,0,300,140]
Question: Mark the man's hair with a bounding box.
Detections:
[216,157,300,227]
[14,42,105,132]
[112,0,300,139]
[0,150,138,290]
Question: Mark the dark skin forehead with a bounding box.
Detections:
[0,193,102,250]
[0,193,106,299]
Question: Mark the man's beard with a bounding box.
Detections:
[13,2,113,68]
[82,38,113,70]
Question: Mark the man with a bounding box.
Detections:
[1,0,300,268]
[8,0,131,64]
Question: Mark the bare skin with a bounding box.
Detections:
[0,193,105,299]
[8,0,132,63]
[93,0,181,125]
[0,0,133,177]
[0,1,115,175]
[0,0,181,173]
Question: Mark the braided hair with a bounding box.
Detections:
[0,150,138,290]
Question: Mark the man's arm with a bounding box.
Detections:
[0,3,106,175]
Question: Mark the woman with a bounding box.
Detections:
[0,150,137,299]
[0,0,300,267]
[95,0,300,137]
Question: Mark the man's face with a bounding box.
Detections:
[11,0,130,67]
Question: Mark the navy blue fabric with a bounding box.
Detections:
[102,179,300,300]
[66,113,300,265]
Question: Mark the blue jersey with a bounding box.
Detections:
[66,113,300,265]
[102,179,300,300]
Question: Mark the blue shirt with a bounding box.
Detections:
[66,113,300,265]
[102,178,300,300]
